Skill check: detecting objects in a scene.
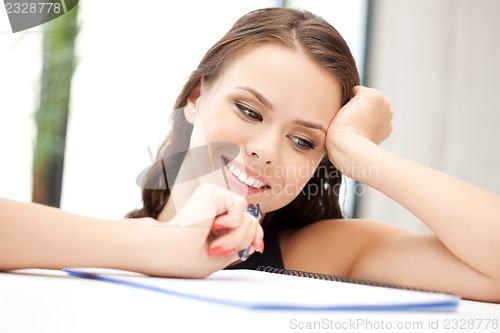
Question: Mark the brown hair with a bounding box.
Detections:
[127,7,360,231]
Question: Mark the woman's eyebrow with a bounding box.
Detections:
[236,86,326,133]
[236,86,273,110]
[293,119,326,133]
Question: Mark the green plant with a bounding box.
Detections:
[32,5,79,206]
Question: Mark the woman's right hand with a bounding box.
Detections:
[150,184,264,278]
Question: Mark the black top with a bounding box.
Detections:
[225,227,284,270]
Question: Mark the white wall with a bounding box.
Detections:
[0,18,41,202]
[358,0,500,233]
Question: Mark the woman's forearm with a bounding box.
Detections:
[0,198,161,272]
[334,135,500,278]
[0,184,264,278]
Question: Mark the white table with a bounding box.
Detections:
[1,269,499,333]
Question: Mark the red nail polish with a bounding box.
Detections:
[221,248,235,256]
[208,246,224,256]
[211,224,225,231]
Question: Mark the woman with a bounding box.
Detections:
[128,7,500,301]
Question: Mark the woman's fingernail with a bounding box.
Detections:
[221,248,236,256]
[211,224,225,231]
[208,246,224,256]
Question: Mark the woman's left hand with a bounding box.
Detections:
[326,86,393,177]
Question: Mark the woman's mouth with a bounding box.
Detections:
[227,162,267,189]
[221,156,270,194]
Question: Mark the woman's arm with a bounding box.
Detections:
[0,197,154,272]
[0,184,263,278]
[327,87,500,282]
[332,134,500,279]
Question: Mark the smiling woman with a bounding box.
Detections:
[127,8,357,232]
[126,7,500,302]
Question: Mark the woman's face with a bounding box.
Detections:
[187,44,342,213]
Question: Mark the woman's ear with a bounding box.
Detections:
[184,81,202,124]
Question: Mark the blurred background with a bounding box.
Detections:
[1,0,499,233]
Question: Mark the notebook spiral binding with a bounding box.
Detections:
[256,265,434,293]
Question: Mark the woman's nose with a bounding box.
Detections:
[245,129,280,165]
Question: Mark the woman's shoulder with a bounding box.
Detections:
[286,218,408,241]
[278,218,409,276]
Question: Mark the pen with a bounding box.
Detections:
[239,203,262,261]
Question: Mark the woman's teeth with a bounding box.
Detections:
[227,162,267,189]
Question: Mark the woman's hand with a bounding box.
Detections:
[152,184,264,278]
[326,86,393,179]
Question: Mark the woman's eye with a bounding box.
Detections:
[291,136,316,151]
[235,102,263,121]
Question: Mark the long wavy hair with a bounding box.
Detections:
[127,7,360,232]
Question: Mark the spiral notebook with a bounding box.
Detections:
[63,266,459,311]
[256,266,430,292]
